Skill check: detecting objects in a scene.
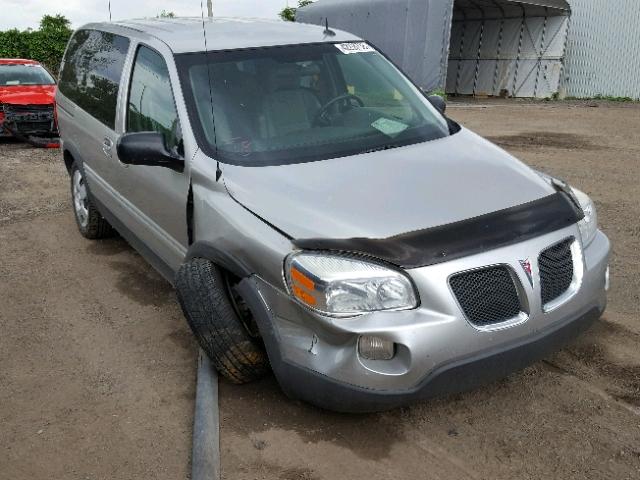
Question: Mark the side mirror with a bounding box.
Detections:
[117,132,184,172]
[427,95,447,115]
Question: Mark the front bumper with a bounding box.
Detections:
[240,226,610,412]
[0,104,59,147]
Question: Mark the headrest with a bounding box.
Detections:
[268,64,304,92]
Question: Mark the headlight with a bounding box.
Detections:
[572,188,598,247]
[536,171,598,247]
[284,252,418,316]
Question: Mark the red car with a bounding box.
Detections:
[0,58,59,147]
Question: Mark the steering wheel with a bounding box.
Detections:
[313,93,365,126]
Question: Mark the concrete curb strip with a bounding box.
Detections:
[192,349,220,480]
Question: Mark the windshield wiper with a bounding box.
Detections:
[359,144,401,154]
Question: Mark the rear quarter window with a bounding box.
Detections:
[59,29,130,129]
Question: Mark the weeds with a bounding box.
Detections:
[563,95,639,103]
[427,89,448,100]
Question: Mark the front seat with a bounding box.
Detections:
[261,64,321,138]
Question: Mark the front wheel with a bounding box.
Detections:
[70,162,113,239]
[176,259,269,384]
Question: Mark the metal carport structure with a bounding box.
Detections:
[297,0,571,98]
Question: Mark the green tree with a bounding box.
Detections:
[0,14,73,76]
[279,0,314,22]
[29,15,73,75]
[0,29,30,58]
[39,14,72,32]
[157,10,176,18]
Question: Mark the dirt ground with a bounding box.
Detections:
[1,100,639,480]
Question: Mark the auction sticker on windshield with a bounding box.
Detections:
[371,118,409,137]
[335,42,375,54]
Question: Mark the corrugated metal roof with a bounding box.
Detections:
[454,0,570,14]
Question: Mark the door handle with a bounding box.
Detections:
[102,137,114,157]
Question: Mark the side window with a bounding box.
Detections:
[59,29,130,129]
[58,30,87,97]
[127,45,182,155]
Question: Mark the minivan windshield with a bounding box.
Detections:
[176,42,450,165]
[0,64,55,86]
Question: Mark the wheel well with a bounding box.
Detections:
[63,149,75,175]
[185,242,253,279]
[218,266,262,341]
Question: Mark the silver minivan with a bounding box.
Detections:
[56,18,610,412]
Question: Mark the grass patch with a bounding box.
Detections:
[564,95,639,103]
[426,89,448,100]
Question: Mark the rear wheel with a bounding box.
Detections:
[70,162,113,239]
[176,258,268,384]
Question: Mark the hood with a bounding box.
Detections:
[222,128,555,240]
[0,85,56,106]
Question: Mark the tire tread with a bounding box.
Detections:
[176,259,268,384]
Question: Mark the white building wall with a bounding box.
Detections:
[563,0,640,99]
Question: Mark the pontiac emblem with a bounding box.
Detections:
[520,259,534,287]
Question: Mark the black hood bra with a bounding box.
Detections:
[293,192,584,269]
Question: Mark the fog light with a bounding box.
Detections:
[358,336,395,361]
[605,266,610,291]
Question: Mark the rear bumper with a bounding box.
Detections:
[240,274,603,412]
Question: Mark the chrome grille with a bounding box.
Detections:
[450,266,522,327]
[539,238,574,306]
